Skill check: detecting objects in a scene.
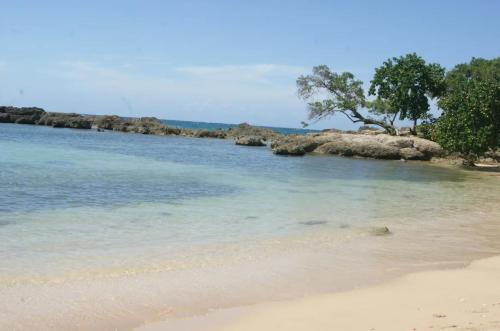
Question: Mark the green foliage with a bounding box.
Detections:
[296,65,397,134]
[445,57,500,93]
[416,119,437,141]
[368,53,446,129]
[435,77,499,161]
[435,57,500,162]
[365,98,398,125]
[296,65,366,121]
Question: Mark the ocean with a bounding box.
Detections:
[161,119,318,135]
[1,123,500,330]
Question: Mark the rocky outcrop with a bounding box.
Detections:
[271,132,443,160]
[90,115,123,130]
[0,106,45,124]
[38,112,92,129]
[235,136,266,146]
[186,129,227,139]
[1,107,280,142]
[226,123,282,141]
[271,135,320,155]
[1,106,445,162]
[92,116,181,135]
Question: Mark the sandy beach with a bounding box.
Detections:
[137,255,500,331]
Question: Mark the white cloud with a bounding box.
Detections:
[175,64,305,82]
[47,61,310,126]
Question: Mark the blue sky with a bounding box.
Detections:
[1,1,499,129]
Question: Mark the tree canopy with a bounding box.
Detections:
[296,65,397,134]
[297,56,499,164]
[435,57,500,165]
[368,53,446,132]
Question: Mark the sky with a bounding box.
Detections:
[1,0,499,129]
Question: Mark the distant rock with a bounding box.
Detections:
[0,107,447,163]
[322,128,343,133]
[38,112,92,129]
[190,129,227,139]
[91,115,123,130]
[226,122,281,141]
[92,116,181,135]
[358,125,384,135]
[0,106,45,124]
[235,136,266,146]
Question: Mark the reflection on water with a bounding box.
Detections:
[0,123,499,330]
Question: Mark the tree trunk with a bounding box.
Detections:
[363,118,397,135]
[411,119,417,135]
[349,109,398,135]
[462,154,476,167]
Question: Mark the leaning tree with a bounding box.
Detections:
[296,65,397,135]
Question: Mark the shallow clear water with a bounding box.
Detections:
[1,123,500,330]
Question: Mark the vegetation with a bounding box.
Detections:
[296,65,397,135]
[297,55,499,165]
[435,58,500,165]
[368,53,446,133]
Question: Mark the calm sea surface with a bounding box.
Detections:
[1,123,500,330]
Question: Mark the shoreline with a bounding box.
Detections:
[2,106,499,167]
[136,254,500,331]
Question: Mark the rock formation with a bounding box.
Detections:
[235,136,266,146]
[271,132,443,160]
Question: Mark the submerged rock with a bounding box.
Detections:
[299,220,328,226]
[370,226,392,236]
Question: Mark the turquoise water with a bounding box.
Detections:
[1,123,500,330]
[161,118,318,135]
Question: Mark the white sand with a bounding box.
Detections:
[136,255,500,331]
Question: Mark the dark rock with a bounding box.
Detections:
[0,113,10,122]
[235,136,266,146]
[15,117,37,124]
[92,116,181,135]
[192,129,227,139]
[0,106,45,124]
[91,115,123,130]
[38,112,92,129]
[227,122,281,141]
